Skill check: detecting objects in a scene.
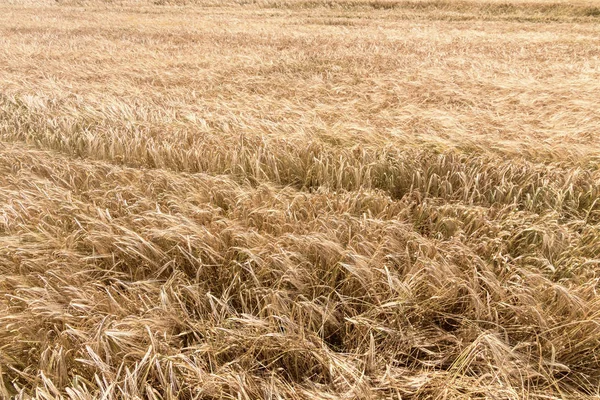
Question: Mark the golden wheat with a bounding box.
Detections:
[1,0,600,398]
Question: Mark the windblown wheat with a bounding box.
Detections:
[1,0,600,398]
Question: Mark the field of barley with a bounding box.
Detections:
[1,0,600,398]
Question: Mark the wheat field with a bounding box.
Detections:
[1,0,600,398]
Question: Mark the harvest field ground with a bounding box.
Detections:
[1,0,600,398]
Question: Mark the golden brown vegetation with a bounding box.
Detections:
[1,0,600,398]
